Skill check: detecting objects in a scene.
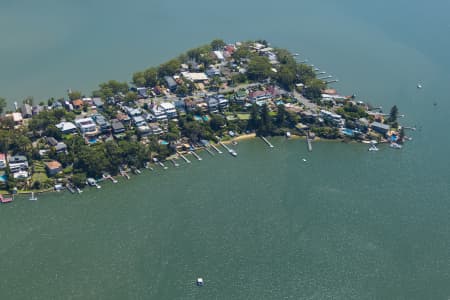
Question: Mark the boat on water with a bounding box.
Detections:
[231,140,238,145]
[389,142,403,149]
[368,144,379,152]
[87,178,101,188]
[417,83,422,89]
[229,149,238,157]
[286,131,291,138]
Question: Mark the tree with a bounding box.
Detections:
[388,105,398,124]
[0,97,7,114]
[144,67,159,87]
[276,104,287,127]
[247,56,272,82]
[248,103,260,130]
[132,71,147,87]
[124,91,137,103]
[276,65,296,90]
[210,39,226,51]
[296,64,316,84]
[209,114,226,131]
[72,172,87,188]
[158,59,181,78]
[257,104,272,136]
[303,79,326,100]
[68,90,82,101]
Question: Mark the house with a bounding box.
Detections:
[0,153,6,169]
[149,123,163,135]
[72,99,84,110]
[234,89,248,104]
[181,72,209,82]
[56,121,77,134]
[320,110,344,127]
[371,122,390,135]
[174,99,186,114]
[55,142,67,153]
[111,119,125,135]
[46,137,58,147]
[184,98,196,112]
[45,160,62,176]
[82,97,94,106]
[21,104,32,118]
[75,117,98,136]
[132,115,147,127]
[159,102,177,119]
[136,87,148,98]
[249,90,272,104]
[116,112,131,125]
[164,76,178,92]
[93,114,111,133]
[11,112,23,125]
[206,66,221,77]
[213,50,225,61]
[217,95,229,111]
[150,106,168,122]
[8,155,28,173]
[137,124,151,136]
[206,97,219,113]
[32,105,44,116]
[93,98,104,109]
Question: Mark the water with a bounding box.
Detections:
[1,0,450,299]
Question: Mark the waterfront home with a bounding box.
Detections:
[159,102,177,119]
[82,97,94,106]
[213,50,225,61]
[8,155,28,174]
[21,104,32,118]
[45,160,62,177]
[93,97,104,109]
[56,121,77,134]
[320,109,345,127]
[75,117,98,136]
[55,142,67,153]
[8,112,23,126]
[164,76,178,92]
[136,87,148,98]
[371,122,390,135]
[111,119,125,135]
[72,99,84,110]
[32,105,44,116]
[206,97,219,113]
[0,153,6,169]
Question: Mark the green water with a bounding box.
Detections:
[1,0,450,299]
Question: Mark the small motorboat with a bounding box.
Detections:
[368,144,379,152]
[196,278,204,286]
[286,131,291,138]
[389,142,402,149]
[417,83,422,89]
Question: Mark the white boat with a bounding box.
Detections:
[286,131,291,138]
[389,142,402,149]
[302,158,307,162]
[417,83,422,89]
[229,149,237,157]
[29,192,37,201]
[196,278,204,286]
[368,144,379,151]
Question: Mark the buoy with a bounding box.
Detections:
[196,278,204,286]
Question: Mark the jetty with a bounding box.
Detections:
[190,151,202,161]
[103,174,118,183]
[211,144,223,154]
[219,141,238,157]
[120,170,130,180]
[205,147,215,156]
[326,79,339,84]
[318,75,333,80]
[158,161,168,169]
[307,131,313,152]
[170,159,180,167]
[66,183,76,194]
[261,136,274,148]
[178,152,191,164]
[403,126,416,131]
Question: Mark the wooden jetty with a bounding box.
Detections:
[178,152,191,164]
[120,170,130,180]
[170,159,179,167]
[261,136,274,148]
[211,144,223,154]
[190,151,202,161]
[205,147,215,156]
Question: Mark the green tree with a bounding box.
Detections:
[158,59,181,77]
[296,64,316,84]
[124,91,137,103]
[248,103,260,130]
[68,90,82,101]
[276,104,287,127]
[304,79,326,100]
[209,114,226,131]
[72,172,87,188]
[132,71,147,87]
[0,97,6,114]
[388,105,398,124]
[210,39,226,51]
[144,67,159,87]
[247,56,272,81]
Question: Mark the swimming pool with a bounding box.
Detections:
[342,128,354,136]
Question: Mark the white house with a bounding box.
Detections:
[75,117,98,135]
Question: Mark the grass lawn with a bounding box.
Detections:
[236,113,250,120]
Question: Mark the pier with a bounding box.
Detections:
[307,138,313,152]
[170,159,179,167]
[120,170,130,180]
[326,79,339,84]
[219,141,238,157]
[211,144,223,154]
[158,161,168,169]
[205,147,215,156]
[318,75,332,80]
[178,152,191,164]
[190,151,202,161]
[261,136,274,148]
[66,183,76,194]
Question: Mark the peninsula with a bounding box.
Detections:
[0,39,408,196]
